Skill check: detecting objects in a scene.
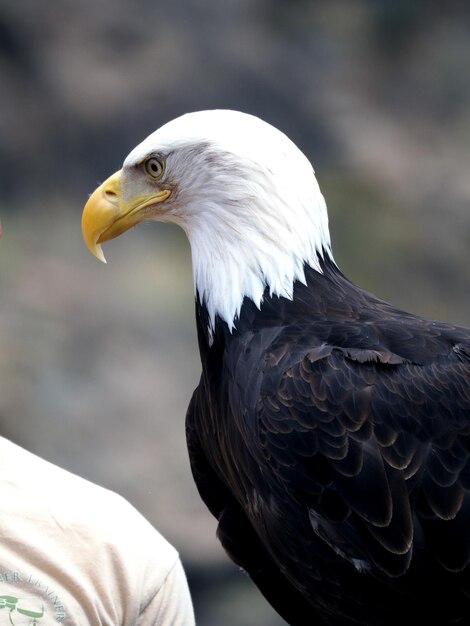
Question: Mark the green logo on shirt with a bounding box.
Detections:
[0,572,66,624]
[0,595,44,625]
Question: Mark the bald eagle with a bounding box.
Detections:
[82,110,470,625]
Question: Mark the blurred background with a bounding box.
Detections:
[0,1,469,624]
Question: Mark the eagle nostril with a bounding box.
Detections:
[104,189,118,202]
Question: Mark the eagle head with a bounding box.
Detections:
[82,110,333,331]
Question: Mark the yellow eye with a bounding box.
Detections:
[144,156,165,179]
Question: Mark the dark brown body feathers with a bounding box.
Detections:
[187,257,470,625]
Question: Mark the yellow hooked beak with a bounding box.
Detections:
[81,170,171,263]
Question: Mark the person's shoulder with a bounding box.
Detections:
[0,436,178,568]
[0,437,191,623]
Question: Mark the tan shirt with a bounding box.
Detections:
[0,437,195,625]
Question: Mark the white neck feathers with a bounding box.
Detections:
[182,155,333,333]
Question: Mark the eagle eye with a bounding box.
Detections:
[144,156,165,180]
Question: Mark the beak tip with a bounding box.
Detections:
[94,245,107,264]
[85,240,107,264]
